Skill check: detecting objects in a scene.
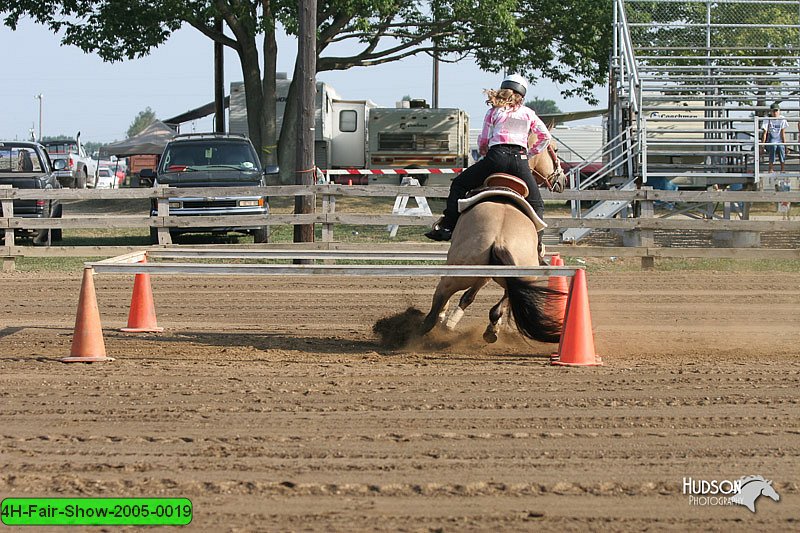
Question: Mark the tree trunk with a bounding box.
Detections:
[238,40,266,163]
[214,18,225,133]
[261,2,278,168]
[279,71,300,185]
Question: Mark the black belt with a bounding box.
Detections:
[491,144,526,154]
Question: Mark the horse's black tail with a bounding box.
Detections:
[490,245,563,343]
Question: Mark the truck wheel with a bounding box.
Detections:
[76,169,87,189]
[253,227,270,243]
[51,203,63,242]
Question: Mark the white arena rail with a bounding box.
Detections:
[87,249,580,278]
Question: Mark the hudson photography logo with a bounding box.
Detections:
[683,475,781,513]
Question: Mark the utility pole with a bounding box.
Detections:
[34,94,43,141]
[431,0,440,107]
[294,0,316,245]
[432,56,439,108]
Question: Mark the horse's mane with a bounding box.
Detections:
[739,475,768,486]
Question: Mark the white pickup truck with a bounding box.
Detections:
[42,132,98,188]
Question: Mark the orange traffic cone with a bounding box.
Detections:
[545,255,569,325]
[552,268,602,366]
[120,260,164,333]
[62,268,113,363]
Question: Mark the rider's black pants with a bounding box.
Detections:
[442,144,544,227]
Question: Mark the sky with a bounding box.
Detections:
[1,18,607,144]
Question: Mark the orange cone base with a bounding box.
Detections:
[120,326,164,333]
[61,355,116,363]
[552,355,603,367]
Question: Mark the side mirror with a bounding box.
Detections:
[53,159,67,171]
[263,165,280,176]
[138,168,156,187]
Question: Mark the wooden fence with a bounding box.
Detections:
[2,184,800,270]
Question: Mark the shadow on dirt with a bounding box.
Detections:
[127,331,380,356]
[107,307,547,357]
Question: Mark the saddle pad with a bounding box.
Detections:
[458,189,547,231]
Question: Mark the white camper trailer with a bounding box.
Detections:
[229,80,469,184]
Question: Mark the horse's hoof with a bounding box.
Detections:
[483,329,498,343]
[421,317,438,335]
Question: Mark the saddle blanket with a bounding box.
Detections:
[458,189,547,232]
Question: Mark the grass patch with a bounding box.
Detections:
[15,257,106,272]
[564,256,800,273]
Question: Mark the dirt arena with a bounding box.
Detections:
[1,268,798,531]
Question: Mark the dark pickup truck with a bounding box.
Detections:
[0,141,63,244]
[139,133,275,243]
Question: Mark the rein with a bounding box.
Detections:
[531,143,567,193]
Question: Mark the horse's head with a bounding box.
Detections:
[761,480,780,502]
[733,476,781,512]
[529,143,567,193]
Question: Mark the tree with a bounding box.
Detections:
[526,98,561,116]
[2,1,613,179]
[127,107,158,138]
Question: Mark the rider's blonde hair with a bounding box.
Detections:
[484,88,523,108]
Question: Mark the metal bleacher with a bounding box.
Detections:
[563,0,800,243]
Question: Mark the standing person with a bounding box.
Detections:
[761,102,788,173]
[425,74,551,248]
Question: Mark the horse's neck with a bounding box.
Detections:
[531,151,554,175]
[740,482,763,499]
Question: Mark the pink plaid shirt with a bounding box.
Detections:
[478,105,551,157]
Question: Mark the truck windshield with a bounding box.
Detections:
[0,147,43,172]
[161,141,260,172]
[43,142,78,155]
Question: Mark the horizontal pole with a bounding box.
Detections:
[7,244,800,262]
[147,248,449,261]
[87,262,581,277]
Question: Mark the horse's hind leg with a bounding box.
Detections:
[483,292,509,343]
[444,279,488,330]
[422,278,459,334]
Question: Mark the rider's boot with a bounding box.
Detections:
[425,216,456,241]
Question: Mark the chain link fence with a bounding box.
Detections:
[625,0,800,60]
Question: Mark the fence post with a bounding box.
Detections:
[155,186,172,245]
[321,188,335,243]
[639,186,655,269]
[1,185,15,271]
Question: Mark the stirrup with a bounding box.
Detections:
[425,226,453,242]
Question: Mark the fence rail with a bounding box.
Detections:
[2,184,799,269]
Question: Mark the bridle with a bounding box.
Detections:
[531,143,567,193]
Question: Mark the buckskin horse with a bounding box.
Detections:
[421,149,567,343]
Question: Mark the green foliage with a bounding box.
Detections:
[2,0,613,165]
[526,98,561,115]
[626,2,799,65]
[127,107,157,138]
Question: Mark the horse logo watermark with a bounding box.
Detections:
[683,475,780,512]
[729,476,780,513]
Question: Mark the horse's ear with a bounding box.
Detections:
[546,120,556,131]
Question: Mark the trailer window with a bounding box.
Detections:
[339,110,358,133]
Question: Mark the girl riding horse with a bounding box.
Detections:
[426,74,564,261]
